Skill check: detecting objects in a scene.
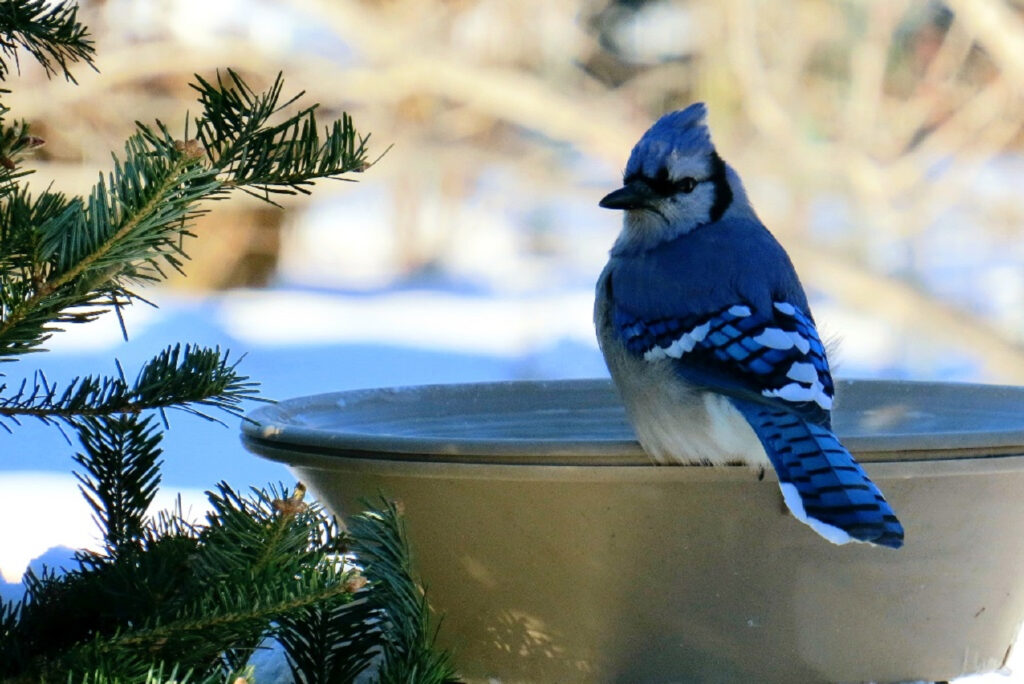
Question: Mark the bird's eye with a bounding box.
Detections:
[678,177,698,193]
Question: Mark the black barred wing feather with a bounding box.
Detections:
[731,397,904,548]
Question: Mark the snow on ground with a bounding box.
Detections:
[0,473,210,590]
[218,287,597,355]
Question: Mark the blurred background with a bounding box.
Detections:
[6,0,1021,382]
[3,0,1024,610]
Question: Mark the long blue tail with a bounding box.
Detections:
[732,398,904,548]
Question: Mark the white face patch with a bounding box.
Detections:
[656,182,718,231]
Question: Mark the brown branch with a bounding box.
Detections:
[788,243,1024,384]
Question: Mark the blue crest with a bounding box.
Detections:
[625,103,714,177]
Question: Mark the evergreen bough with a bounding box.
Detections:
[0,2,458,682]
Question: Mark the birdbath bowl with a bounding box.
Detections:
[241,378,1024,683]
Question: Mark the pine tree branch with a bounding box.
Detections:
[193,70,373,206]
[107,575,353,653]
[72,414,164,557]
[275,595,380,684]
[64,487,358,677]
[0,344,261,429]
[0,72,371,359]
[41,154,201,293]
[2,485,457,683]
[0,0,95,82]
[71,664,226,684]
[0,184,64,281]
[196,483,332,586]
[4,482,354,680]
[0,52,398,680]
[0,105,43,191]
[0,135,221,359]
[348,499,459,684]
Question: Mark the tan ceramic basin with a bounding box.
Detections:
[241,378,1024,683]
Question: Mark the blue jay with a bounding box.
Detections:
[595,103,903,548]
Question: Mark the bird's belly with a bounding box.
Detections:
[610,356,768,467]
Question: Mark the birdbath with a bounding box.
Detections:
[241,378,1024,683]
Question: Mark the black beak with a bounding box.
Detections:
[599,180,657,210]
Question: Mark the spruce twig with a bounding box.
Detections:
[0,345,261,430]
[1,483,388,682]
[349,499,460,684]
[0,136,219,360]
[0,0,95,82]
[0,70,370,367]
[72,415,164,557]
[192,70,373,205]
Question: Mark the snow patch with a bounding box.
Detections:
[0,472,211,584]
[219,289,598,356]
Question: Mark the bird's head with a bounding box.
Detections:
[601,103,738,250]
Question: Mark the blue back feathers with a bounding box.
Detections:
[608,217,809,318]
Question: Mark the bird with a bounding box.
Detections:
[594,103,904,548]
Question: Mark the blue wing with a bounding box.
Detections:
[610,293,904,547]
[614,298,835,427]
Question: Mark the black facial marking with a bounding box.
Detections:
[624,167,699,198]
[707,151,733,222]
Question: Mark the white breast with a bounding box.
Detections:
[612,354,767,466]
[594,268,767,467]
